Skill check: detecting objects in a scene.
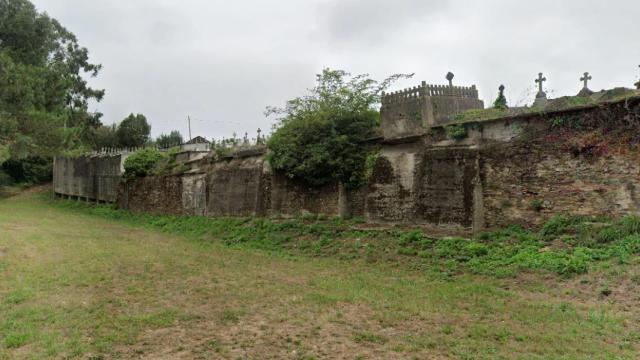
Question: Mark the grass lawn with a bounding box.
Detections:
[0,190,639,359]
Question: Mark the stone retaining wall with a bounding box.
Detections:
[54,97,640,236]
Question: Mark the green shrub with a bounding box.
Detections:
[453,108,507,122]
[466,242,489,257]
[446,124,468,140]
[268,112,378,188]
[398,230,424,247]
[123,148,167,177]
[493,85,508,110]
[1,156,52,184]
[530,199,544,212]
[266,69,408,189]
[540,215,570,238]
[597,227,620,244]
[540,215,588,239]
[618,216,640,236]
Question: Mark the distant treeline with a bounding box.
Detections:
[0,0,182,185]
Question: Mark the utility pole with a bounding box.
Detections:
[187,115,192,140]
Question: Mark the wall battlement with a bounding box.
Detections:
[380,80,484,140]
[382,82,479,105]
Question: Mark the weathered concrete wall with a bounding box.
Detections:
[380,95,426,140]
[206,156,266,217]
[367,96,640,233]
[55,96,640,236]
[53,154,125,202]
[364,143,479,233]
[414,147,478,227]
[183,173,207,216]
[366,142,421,222]
[120,154,345,218]
[427,96,485,126]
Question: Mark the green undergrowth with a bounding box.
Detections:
[453,108,507,122]
[452,89,639,123]
[48,195,640,278]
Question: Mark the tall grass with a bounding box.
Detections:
[48,195,640,278]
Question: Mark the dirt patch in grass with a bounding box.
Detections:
[123,303,438,360]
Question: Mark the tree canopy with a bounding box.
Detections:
[267,68,410,189]
[0,0,105,182]
[115,114,151,148]
[156,130,183,149]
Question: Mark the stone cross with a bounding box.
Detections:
[581,72,592,89]
[446,72,454,87]
[535,72,546,94]
[256,128,263,144]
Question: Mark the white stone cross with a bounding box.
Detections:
[535,73,546,93]
[581,72,592,88]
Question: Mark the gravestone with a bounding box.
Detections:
[578,72,594,97]
[446,72,455,87]
[534,72,548,107]
[256,128,263,145]
[535,73,547,98]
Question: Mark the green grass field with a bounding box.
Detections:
[1,190,639,359]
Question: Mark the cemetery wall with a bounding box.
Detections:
[53,154,126,203]
[54,96,640,236]
[119,154,348,218]
[478,97,640,230]
[367,96,640,233]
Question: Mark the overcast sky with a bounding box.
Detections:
[31,0,640,140]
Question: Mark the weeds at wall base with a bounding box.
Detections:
[45,193,640,278]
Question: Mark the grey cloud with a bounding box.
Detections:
[319,0,449,44]
[29,0,640,140]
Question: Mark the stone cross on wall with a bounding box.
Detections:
[535,72,547,98]
[581,72,592,89]
[446,72,454,87]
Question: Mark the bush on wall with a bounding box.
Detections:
[266,68,410,189]
[123,148,167,178]
[446,124,468,140]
